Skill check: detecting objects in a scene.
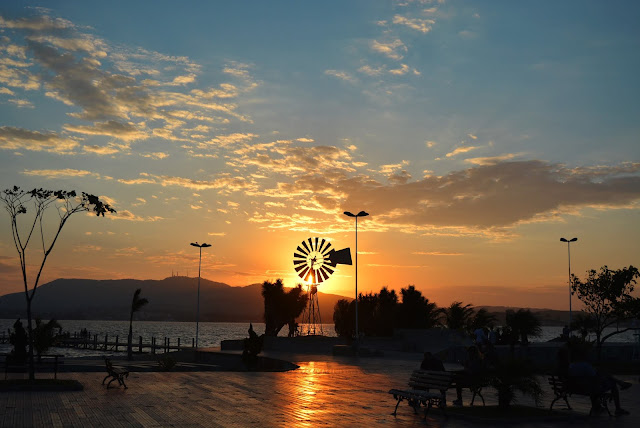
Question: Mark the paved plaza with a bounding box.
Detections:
[0,353,638,427]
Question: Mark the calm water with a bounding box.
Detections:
[1,319,637,357]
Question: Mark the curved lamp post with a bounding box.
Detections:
[344,210,369,345]
[190,242,211,348]
[560,237,577,336]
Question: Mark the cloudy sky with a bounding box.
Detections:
[1,1,639,310]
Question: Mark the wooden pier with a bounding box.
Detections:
[1,331,195,354]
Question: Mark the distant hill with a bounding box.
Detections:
[0,277,349,323]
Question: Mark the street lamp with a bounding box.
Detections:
[344,210,369,345]
[190,242,211,348]
[560,237,577,336]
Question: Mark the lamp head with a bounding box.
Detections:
[201,243,212,247]
[344,211,356,217]
[560,238,568,242]
[190,242,200,247]
[357,211,369,217]
[569,238,577,242]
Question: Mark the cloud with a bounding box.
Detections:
[118,173,257,193]
[22,168,100,179]
[110,210,164,222]
[370,39,407,61]
[234,143,363,175]
[0,11,255,152]
[412,251,464,256]
[445,146,480,158]
[340,160,640,229]
[141,152,169,160]
[0,126,78,153]
[83,143,126,155]
[465,153,519,165]
[392,15,435,33]
[63,120,148,142]
[205,133,258,147]
[324,69,357,83]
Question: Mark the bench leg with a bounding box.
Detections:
[119,375,128,389]
[102,374,110,385]
[391,397,403,416]
[107,377,117,388]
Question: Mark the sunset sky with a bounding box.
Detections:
[1,1,639,310]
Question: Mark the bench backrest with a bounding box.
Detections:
[408,370,454,391]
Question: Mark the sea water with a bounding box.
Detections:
[0,319,637,357]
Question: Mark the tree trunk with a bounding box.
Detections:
[127,311,134,361]
[26,297,35,381]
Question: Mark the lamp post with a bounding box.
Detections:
[190,242,211,348]
[343,210,369,345]
[560,237,577,336]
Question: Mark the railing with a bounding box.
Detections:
[54,331,197,354]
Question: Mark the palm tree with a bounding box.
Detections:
[444,301,474,332]
[397,285,442,329]
[505,309,542,345]
[128,288,149,360]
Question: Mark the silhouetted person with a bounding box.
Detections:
[287,321,298,337]
[562,325,570,340]
[569,349,631,416]
[488,327,497,346]
[420,352,445,371]
[9,318,27,363]
[453,346,484,406]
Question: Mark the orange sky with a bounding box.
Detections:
[1,4,639,311]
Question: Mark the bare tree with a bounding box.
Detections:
[0,186,115,380]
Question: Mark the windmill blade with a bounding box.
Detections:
[308,238,314,253]
[294,252,306,259]
[297,245,309,256]
[295,264,307,273]
[293,259,306,266]
[299,266,310,279]
[318,238,327,254]
[301,240,310,253]
[321,241,333,256]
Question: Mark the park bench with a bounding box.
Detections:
[548,375,612,416]
[1,353,64,379]
[102,357,129,389]
[388,370,454,419]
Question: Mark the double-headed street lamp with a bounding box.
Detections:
[560,237,577,336]
[344,210,369,345]
[190,242,211,348]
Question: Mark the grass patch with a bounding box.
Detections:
[0,379,83,392]
[446,405,577,423]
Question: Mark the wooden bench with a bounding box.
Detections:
[102,357,130,389]
[1,353,64,379]
[388,370,454,419]
[548,375,612,416]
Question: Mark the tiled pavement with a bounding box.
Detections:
[1,354,638,427]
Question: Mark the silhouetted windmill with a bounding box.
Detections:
[293,237,352,335]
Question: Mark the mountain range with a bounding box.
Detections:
[0,277,574,326]
[0,276,347,323]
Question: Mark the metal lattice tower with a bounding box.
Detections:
[301,284,323,336]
